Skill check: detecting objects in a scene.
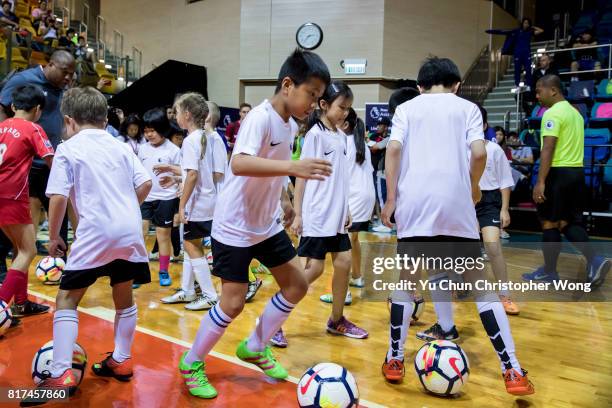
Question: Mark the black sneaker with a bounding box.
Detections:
[11,300,50,317]
[245,278,263,302]
[416,323,459,342]
[10,316,21,328]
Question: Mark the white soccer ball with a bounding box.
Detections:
[35,256,65,285]
[32,340,87,386]
[0,300,11,336]
[297,362,359,408]
[414,340,469,396]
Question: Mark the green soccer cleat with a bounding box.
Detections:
[178,351,217,399]
[235,339,288,379]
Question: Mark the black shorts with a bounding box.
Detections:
[28,161,50,206]
[183,220,212,241]
[348,221,370,232]
[59,259,151,290]
[537,167,585,224]
[397,236,481,261]
[297,234,352,260]
[141,198,179,228]
[211,230,297,283]
[476,190,502,229]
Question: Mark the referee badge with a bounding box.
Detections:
[545,120,554,130]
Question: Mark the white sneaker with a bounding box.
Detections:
[372,224,392,233]
[185,295,218,311]
[160,289,196,304]
[500,230,510,239]
[149,251,159,261]
[349,277,364,288]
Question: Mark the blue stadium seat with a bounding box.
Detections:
[596,79,612,101]
[528,104,547,129]
[589,102,612,129]
[573,10,598,37]
[568,80,595,103]
[572,103,589,123]
[584,128,611,188]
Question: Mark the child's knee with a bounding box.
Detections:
[222,298,245,318]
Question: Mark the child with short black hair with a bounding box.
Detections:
[139,108,181,287]
[0,84,52,323]
[179,48,332,399]
[24,87,152,405]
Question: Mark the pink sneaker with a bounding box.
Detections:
[270,328,288,348]
[327,316,368,339]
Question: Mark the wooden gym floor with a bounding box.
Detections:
[1,231,611,408]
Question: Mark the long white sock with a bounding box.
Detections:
[184,303,232,366]
[430,273,455,332]
[180,254,194,295]
[191,257,217,299]
[247,292,295,352]
[112,304,137,363]
[51,309,78,377]
[476,294,521,373]
[386,297,413,362]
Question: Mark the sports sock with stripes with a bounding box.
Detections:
[247,292,296,352]
[184,303,233,366]
[386,291,414,362]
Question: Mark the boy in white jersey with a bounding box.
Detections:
[289,81,368,342]
[380,57,534,395]
[138,108,181,287]
[178,49,332,399]
[23,87,152,406]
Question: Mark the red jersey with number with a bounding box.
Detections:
[0,117,54,201]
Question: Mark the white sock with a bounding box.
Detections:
[51,309,78,377]
[430,273,455,332]
[112,304,137,363]
[247,292,295,352]
[184,304,232,366]
[191,257,217,299]
[476,294,521,373]
[180,254,194,295]
[386,299,413,362]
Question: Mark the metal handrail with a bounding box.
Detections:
[96,16,105,44]
[113,29,124,59]
[534,43,612,79]
[82,3,90,28]
[79,22,88,41]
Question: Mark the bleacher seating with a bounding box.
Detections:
[528,104,548,129]
[589,102,612,129]
[584,128,611,188]
[596,79,612,101]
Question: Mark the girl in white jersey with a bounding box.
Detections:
[290,81,368,340]
[139,108,181,287]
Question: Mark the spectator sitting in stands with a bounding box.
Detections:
[74,36,88,59]
[224,102,251,149]
[524,53,559,113]
[32,1,50,31]
[571,30,601,81]
[41,16,58,42]
[368,116,390,143]
[508,131,534,178]
[0,1,18,29]
[58,28,74,49]
[493,126,513,160]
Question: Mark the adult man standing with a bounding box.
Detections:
[523,75,610,285]
[0,50,75,253]
[224,103,251,149]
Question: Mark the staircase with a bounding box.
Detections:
[483,40,551,130]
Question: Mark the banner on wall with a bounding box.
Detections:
[365,103,390,133]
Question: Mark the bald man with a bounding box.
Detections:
[0,50,75,258]
[522,75,610,286]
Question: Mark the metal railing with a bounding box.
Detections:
[459,46,509,105]
[132,47,142,80]
[96,16,105,44]
[534,43,612,79]
[82,3,90,28]
[113,29,124,64]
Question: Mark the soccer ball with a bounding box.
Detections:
[297,362,359,408]
[0,300,11,336]
[414,340,469,396]
[35,256,65,285]
[411,296,425,322]
[32,340,87,386]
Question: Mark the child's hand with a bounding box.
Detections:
[291,159,332,180]
[381,200,396,228]
[153,164,173,175]
[345,212,352,229]
[158,175,176,189]
[48,237,67,258]
[471,184,482,205]
[178,206,187,224]
[500,209,511,228]
[290,215,303,235]
[282,202,296,227]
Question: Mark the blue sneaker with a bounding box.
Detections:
[587,256,611,287]
[159,271,172,286]
[522,266,559,282]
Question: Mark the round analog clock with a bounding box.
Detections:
[296,22,323,50]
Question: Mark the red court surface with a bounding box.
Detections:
[0,297,302,408]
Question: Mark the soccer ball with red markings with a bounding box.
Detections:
[32,340,88,386]
[297,362,359,408]
[0,300,12,336]
[414,340,470,396]
[35,256,65,285]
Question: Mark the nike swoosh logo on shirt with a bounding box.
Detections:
[324,151,333,155]
[165,220,173,225]
[492,219,500,223]
[270,141,282,146]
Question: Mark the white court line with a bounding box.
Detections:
[28,289,387,408]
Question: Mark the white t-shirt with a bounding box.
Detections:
[479,141,515,191]
[300,125,350,237]
[137,139,181,201]
[510,145,533,161]
[181,129,227,222]
[212,100,298,247]
[46,129,150,270]
[347,135,375,223]
[389,93,483,239]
